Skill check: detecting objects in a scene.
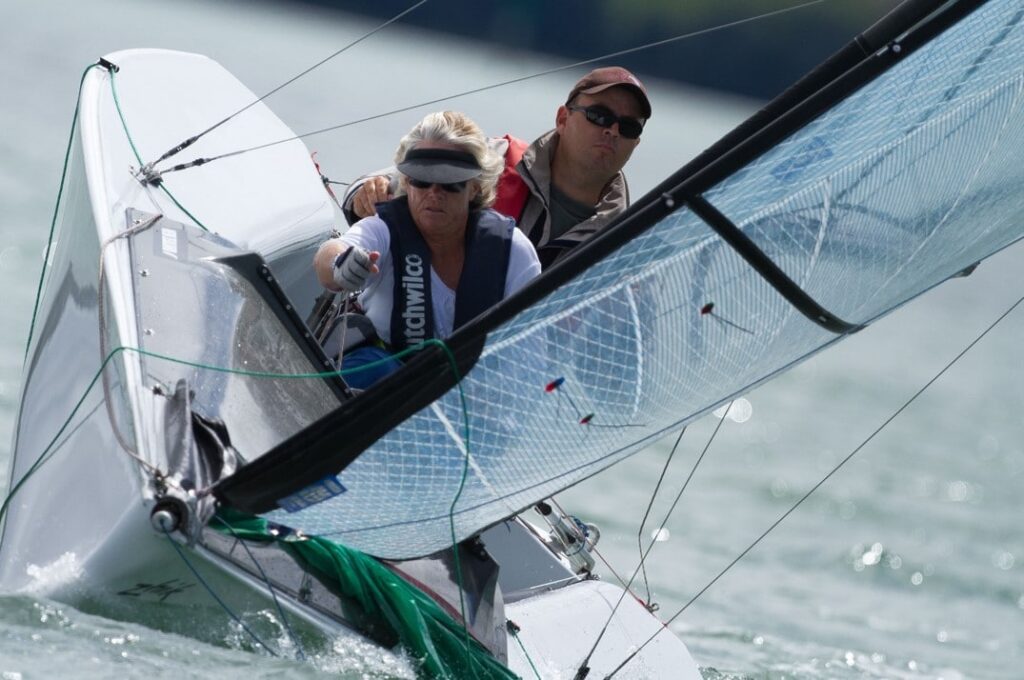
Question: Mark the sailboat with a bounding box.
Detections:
[3,0,1023,677]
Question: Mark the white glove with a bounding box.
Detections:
[333,246,374,293]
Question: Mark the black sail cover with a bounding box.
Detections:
[215,0,1024,559]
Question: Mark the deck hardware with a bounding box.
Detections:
[150,503,181,533]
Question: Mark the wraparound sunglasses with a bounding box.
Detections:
[407,178,468,193]
[568,104,645,139]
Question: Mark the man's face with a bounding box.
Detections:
[555,86,645,179]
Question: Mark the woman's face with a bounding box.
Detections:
[404,142,479,240]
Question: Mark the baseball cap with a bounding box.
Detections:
[566,66,652,119]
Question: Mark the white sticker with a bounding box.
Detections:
[161,228,178,259]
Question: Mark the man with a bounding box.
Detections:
[345,66,651,268]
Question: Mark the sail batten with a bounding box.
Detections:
[684,192,861,333]
[214,0,1024,559]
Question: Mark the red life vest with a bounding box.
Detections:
[491,134,531,222]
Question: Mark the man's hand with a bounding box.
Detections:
[351,176,393,218]
[332,246,380,293]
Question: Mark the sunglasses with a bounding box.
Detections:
[407,178,468,193]
[567,104,645,139]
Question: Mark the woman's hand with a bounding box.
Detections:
[315,240,380,292]
[333,246,379,293]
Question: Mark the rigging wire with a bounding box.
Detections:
[636,426,687,609]
[547,497,635,593]
[0,342,483,671]
[587,544,634,594]
[0,347,138,527]
[19,5,991,669]
[142,0,429,172]
[97,213,162,459]
[603,292,1024,679]
[0,343,441,526]
[163,530,281,657]
[574,405,733,680]
[144,0,829,182]
[108,67,212,232]
[426,338,480,674]
[218,518,307,661]
[24,63,98,360]
[0,333,486,671]
[0,338,485,672]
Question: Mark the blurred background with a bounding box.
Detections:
[1,1,1021,678]
[287,0,902,98]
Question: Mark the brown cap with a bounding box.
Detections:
[566,66,651,119]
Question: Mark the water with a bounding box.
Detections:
[2,0,1022,677]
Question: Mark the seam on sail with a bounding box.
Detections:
[426,401,522,520]
[728,71,1024,324]
[482,229,717,355]
[862,73,1024,310]
[623,284,645,418]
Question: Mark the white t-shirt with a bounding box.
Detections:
[339,211,541,345]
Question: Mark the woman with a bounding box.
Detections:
[314,111,542,388]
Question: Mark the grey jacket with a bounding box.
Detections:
[511,130,630,267]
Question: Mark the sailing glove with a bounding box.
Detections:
[333,246,373,293]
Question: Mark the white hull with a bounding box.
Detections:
[0,49,701,678]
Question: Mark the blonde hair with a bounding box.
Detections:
[393,111,502,210]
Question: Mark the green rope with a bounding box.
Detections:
[15,55,483,675]
[120,344,413,380]
[2,334,493,677]
[509,625,543,680]
[0,340,471,549]
[108,67,143,167]
[0,341,483,673]
[25,58,212,359]
[0,345,122,525]
[1,339,486,672]
[212,509,517,679]
[24,63,99,360]
[108,67,210,232]
[105,66,475,660]
[420,339,475,671]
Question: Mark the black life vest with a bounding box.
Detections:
[377,197,514,350]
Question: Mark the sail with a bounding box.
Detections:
[215,0,1024,559]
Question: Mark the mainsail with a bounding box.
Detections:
[216,0,1024,559]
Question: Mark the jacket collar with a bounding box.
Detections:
[519,130,629,218]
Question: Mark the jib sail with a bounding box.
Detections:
[215,0,1024,559]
